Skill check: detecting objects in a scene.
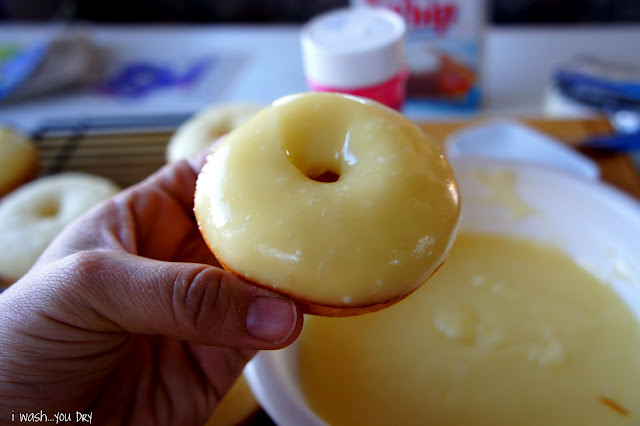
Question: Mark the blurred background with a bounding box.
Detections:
[2,0,640,24]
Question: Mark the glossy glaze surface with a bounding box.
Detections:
[194,93,460,310]
[298,232,640,425]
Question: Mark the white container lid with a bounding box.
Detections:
[300,7,406,89]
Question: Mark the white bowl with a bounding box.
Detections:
[446,119,601,181]
[244,156,640,425]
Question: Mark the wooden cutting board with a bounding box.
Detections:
[417,116,640,200]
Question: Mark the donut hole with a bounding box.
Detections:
[207,124,231,140]
[308,170,340,183]
[35,198,60,218]
[279,119,349,184]
[274,95,358,184]
[287,158,342,184]
[281,140,344,184]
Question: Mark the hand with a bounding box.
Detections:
[0,153,303,425]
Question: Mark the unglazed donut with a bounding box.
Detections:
[0,172,119,283]
[166,103,262,163]
[194,93,460,316]
[0,126,39,197]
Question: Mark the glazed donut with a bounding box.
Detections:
[0,172,119,283]
[194,92,461,316]
[0,126,40,197]
[166,103,262,163]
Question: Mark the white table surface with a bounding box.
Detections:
[1,22,639,132]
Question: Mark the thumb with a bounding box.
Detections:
[58,249,303,349]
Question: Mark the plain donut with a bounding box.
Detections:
[0,126,39,197]
[166,103,262,163]
[0,172,119,283]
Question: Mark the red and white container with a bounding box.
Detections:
[300,7,408,110]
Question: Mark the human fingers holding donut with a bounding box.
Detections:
[0,92,459,425]
[0,148,302,425]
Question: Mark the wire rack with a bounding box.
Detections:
[30,114,190,188]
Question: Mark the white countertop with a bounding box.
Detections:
[1,23,639,131]
[483,25,640,115]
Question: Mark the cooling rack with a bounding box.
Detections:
[30,114,190,188]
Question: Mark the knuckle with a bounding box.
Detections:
[48,250,102,286]
[51,250,124,307]
[170,267,228,336]
[64,250,116,285]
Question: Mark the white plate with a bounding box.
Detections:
[244,157,640,426]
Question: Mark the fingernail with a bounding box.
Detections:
[246,297,297,344]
